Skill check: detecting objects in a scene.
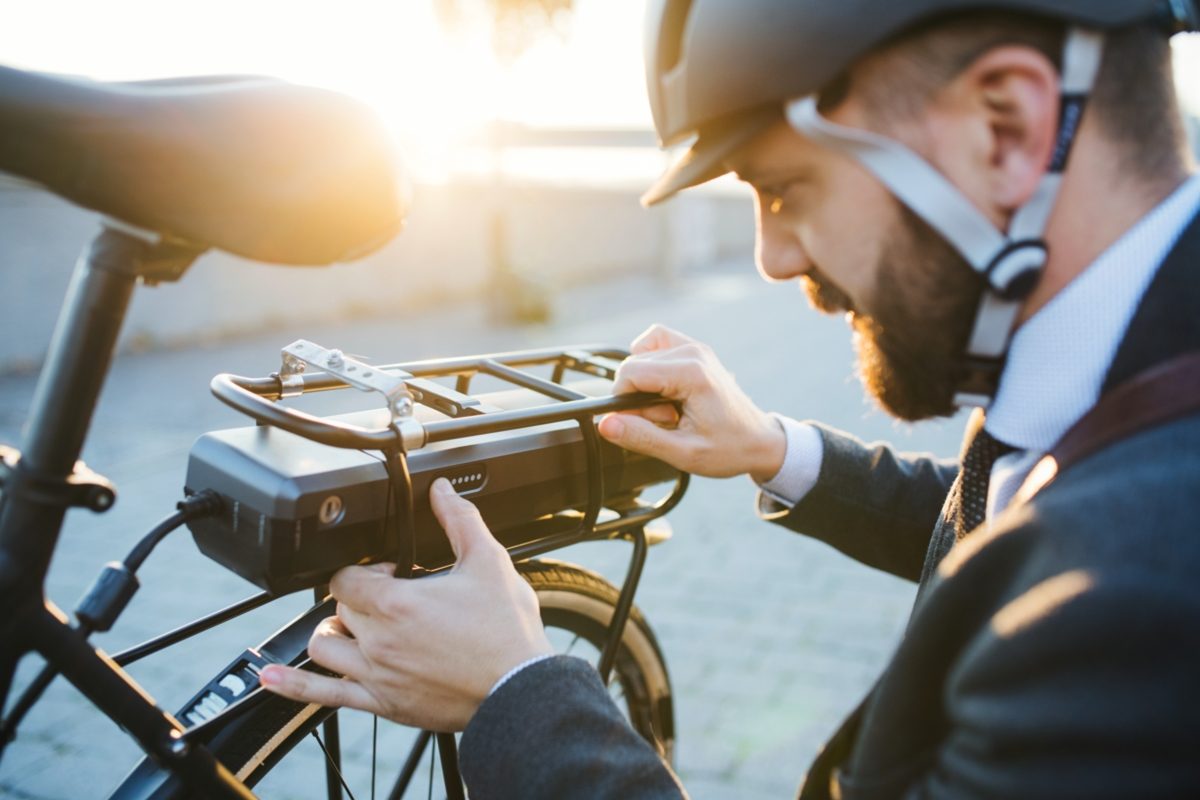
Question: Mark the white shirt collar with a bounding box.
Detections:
[985,174,1200,452]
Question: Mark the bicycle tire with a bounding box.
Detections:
[108,559,675,798]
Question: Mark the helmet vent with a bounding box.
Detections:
[657,0,695,72]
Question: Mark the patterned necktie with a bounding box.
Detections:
[956,425,1016,537]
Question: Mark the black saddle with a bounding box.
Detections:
[0,66,408,265]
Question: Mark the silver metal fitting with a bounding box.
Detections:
[281,339,426,449]
[394,416,427,451]
[275,351,308,399]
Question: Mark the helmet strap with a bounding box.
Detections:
[785,27,1105,408]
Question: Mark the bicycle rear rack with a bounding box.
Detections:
[209,342,690,564]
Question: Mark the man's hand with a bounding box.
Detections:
[599,325,785,482]
[258,478,553,732]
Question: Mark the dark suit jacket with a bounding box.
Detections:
[458,209,1200,799]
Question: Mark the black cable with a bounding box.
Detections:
[125,490,222,572]
[0,491,223,745]
[122,511,186,573]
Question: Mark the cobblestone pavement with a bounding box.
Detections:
[0,262,967,799]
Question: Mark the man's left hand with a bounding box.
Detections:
[259,477,554,732]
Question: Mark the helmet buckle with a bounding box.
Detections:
[984,239,1046,301]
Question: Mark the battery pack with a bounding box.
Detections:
[185,387,675,594]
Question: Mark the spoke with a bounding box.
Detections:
[371,715,379,800]
[321,714,345,800]
[564,633,582,657]
[312,730,358,800]
[436,733,465,800]
[427,733,437,800]
[387,731,432,800]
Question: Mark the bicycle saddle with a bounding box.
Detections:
[0,66,408,265]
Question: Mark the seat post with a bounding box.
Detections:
[0,227,181,615]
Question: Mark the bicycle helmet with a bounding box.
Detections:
[643,0,1200,406]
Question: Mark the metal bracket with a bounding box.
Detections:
[274,352,307,399]
[96,222,207,285]
[279,340,426,450]
[0,445,117,513]
[552,350,622,383]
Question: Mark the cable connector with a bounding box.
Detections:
[177,489,223,519]
[75,562,139,633]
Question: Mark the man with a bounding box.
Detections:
[262,1,1200,796]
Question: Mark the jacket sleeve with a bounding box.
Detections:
[459,656,687,800]
[759,422,958,582]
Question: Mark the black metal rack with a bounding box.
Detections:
[210,343,690,562]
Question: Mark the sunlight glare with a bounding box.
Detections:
[2,3,1196,186]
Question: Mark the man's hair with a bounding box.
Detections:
[831,12,1188,181]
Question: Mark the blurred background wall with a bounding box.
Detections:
[4,0,1195,374]
[0,168,754,373]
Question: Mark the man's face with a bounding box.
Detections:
[729,119,983,421]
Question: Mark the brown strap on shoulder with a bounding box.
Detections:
[1018,351,1200,501]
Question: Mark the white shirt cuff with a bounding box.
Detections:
[755,415,824,510]
[488,653,556,697]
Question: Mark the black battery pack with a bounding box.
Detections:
[185,387,676,595]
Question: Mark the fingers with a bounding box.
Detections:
[598,404,678,434]
[598,413,696,468]
[633,403,680,426]
[612,357,687,397]
[259,664,379,714]
[428,478,501,569]
[335,602,368,635]
[308,616,373,677]
[630,324,693,354]
[329,564,396,614]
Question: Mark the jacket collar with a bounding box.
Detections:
[1104,203,1200,392]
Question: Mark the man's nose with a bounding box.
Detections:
[754,198,811,283]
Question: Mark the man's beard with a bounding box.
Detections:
[802,206,984,422]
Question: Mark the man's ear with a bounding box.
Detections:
[950,45,1061,213]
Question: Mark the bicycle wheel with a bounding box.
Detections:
[109,559,674,798]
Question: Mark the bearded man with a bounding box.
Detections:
[263,1,1200,797]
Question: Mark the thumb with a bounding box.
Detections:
[598,413,693,468]
[428,478,499,569]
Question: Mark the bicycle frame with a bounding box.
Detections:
[0,228,255,797]
[0,226,688,798]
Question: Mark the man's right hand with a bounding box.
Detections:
[598,324,786,482]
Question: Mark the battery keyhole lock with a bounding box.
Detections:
[318,495,345,525]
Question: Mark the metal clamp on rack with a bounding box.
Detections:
[277,339,426,451]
